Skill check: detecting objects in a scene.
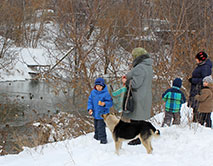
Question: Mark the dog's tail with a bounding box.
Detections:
[154,129,160,137]
[148,122,160,138]
[155,129,160,135]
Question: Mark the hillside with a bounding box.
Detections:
[0,105,213,166]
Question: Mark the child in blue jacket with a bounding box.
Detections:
[87,77,113,144]
[162,78,186,127]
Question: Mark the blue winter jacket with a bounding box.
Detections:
[87,86,113,119]
[190,59,212,96]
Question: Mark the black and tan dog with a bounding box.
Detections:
[102,113,160,155]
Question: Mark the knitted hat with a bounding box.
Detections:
[173,78,182,88]
[132,47,148,59]
[195,51,208,61]
[95,77,105,87]
[203,75,213,83]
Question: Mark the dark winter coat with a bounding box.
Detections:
[122,55,153,120]
[189,59,212,97]
[87,86,113,119]
[188,59,212,109]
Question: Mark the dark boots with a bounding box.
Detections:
[100,140,107,144]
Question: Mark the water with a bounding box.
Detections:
[0,80,74,121]
[0,80,76,154]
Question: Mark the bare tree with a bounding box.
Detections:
[0,0,19,75]
[1,0,213,114]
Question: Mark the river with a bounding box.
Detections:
[0,80,81,154]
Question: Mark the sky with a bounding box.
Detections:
[0,104,213,166]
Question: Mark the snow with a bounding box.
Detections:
[0,46,213,166]
[0,48,53,81]
[0,104,213,166]
[19,48,52,66]
[0,46,129,82]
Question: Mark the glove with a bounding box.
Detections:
[188,78,192,83]
[88,109,93,115]
[122,75,127,85]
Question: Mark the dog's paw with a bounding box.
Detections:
[115,151,120,155]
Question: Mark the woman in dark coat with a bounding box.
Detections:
[188,51,212,122]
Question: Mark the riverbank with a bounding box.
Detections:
[0,79,87,155]
[1,110,213,166]
[0,111,93,155]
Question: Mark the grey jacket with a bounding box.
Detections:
[122,56,153,120]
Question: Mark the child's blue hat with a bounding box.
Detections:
[173,78,182,88]
[95,77,105,87]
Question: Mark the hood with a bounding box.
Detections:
[206,59,212,69]
[140,57,153,66]
[94,84,109,94]
[199,59,212,69]
[133,55,153,67]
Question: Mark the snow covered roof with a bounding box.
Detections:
[0,48,53,81]
[20,48,51,66]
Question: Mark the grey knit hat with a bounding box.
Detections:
[203,75,213,83]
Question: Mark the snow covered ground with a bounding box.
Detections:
[0,48,53,81]
[0,105,213,166]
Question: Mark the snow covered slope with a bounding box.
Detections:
[0,105,213,166]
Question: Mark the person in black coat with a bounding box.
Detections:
[188,51,212,122]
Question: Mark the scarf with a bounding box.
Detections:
[132,54,150,67]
